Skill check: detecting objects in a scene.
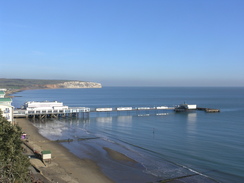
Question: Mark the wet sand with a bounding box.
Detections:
[17,118,114,183]
[103,147,137,163]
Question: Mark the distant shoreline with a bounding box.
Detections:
[6,86,102,98]
[1,78,102,97]
[6,89,25,97]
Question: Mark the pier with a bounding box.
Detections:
[13,101,220,119]
[14,106,175,119]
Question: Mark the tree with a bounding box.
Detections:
[0,110,31,183]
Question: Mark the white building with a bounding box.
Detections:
[182,104,197,110]
[0,91,5,98]
[175,103,197,112]
[0,97,14,124]
[23,101,69,113]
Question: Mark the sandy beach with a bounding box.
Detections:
[17,118,114,183]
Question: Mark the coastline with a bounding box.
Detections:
[5,89,25,97]
[16,118,114,183]
[2,79,102,97]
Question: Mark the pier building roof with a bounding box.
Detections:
[24,101,65,108]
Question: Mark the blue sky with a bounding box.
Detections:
[1,0,244,86]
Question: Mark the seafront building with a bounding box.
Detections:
[0,89,14,123]
[0,91,5,98]
[23,101,69,114]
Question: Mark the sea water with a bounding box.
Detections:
[12,87,244,182]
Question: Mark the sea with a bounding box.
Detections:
[12,87,244,183]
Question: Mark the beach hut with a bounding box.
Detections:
[41,150,52,163]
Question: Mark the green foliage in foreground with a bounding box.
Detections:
[0,111,31,183]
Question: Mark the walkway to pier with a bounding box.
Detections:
[90,106,175,112]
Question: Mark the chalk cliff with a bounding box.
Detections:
[45,81,102,88]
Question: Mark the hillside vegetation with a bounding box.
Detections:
[0,78,72,89]
[0,79,102,95]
